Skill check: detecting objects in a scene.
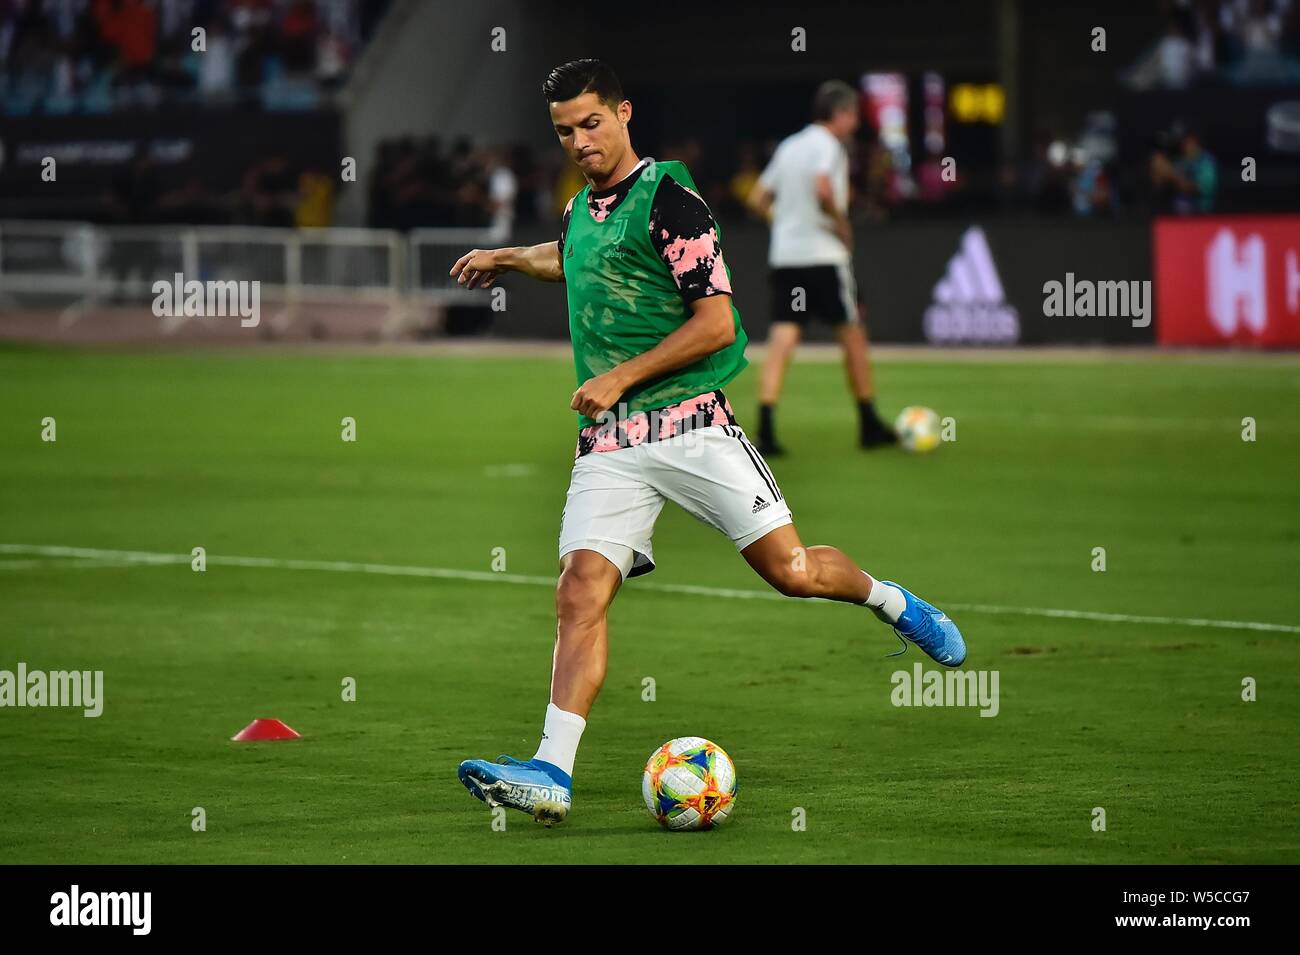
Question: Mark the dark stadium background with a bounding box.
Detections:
[3,0,1297,344]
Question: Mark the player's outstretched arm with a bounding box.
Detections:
[449,241,564,289]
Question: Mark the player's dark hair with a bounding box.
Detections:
[542,59,625,110]
[812,80,858,122]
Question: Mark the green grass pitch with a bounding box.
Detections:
[0,342,1297,863]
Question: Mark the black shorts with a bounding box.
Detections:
[768,264,859,326]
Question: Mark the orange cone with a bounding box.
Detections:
[231,718,301,741]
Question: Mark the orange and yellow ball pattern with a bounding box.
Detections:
[642,736,737,831]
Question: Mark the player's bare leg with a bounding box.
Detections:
[741,522,872,602]
[457,550,620,823]
[549,548,623,718]
[756,320,801,455]
[838,306,896,448]
[837,317,874,404]
[741,523,966,666]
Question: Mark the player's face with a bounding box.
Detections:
[832,104,861,139]
[549,92,630,179]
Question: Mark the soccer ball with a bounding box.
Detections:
[642,736,737,831]
[894,405,942,454]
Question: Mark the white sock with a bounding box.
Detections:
[862,573,906,624]
[532,703,586,777]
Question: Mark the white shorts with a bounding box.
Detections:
[558,423,794,579]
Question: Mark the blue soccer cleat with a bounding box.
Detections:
[457,755,572,826]
[884,581,967,667]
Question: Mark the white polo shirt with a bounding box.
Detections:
[757,123,851,268]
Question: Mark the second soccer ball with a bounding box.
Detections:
[895,405,943,454]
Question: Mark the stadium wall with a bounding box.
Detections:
[337,0,567,227]
[485,219,1155,346]
[0,111,342,221]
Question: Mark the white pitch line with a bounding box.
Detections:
[2,543,1297,635]
[939,601,1298,634]
[0,556,146,569]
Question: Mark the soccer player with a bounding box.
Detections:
[449,60,964,826]
[745,80,896,456]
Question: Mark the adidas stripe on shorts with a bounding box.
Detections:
[558,398,793,579]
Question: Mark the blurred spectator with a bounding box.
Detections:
[294,168,335,226]
[1190,0,1229,70]
[1128,0,1300,88]
[552,160,586,217]
[1231,0,1284,55]
[1071,158,1118,217]
[726,141,762,219]
[485,146,517,234]
[915,154,959,204]
[507,143,545,227]
[1024,137,1074,215]
[154,175,230,225]
[860,138,898,220]
[237,154,298,225]
[280,0,317,74]
[367,134,543,233]
[1,0,384,115]
[96,0,158,72]
[660,137,702,169]
[1156,16,1197,88]
[104,151,161,223]
[196,17,237,96]
[1148,127,1218,214]
[1174,129,1218,212]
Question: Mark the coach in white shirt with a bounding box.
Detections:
[746,80,895,455]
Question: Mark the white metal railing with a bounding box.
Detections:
[408,224,511,304]
[0,220,509,306]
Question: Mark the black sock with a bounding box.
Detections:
[758,404,776,443]
[858,399,878,431]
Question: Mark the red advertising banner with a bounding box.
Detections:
[1155,216,1300,347]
